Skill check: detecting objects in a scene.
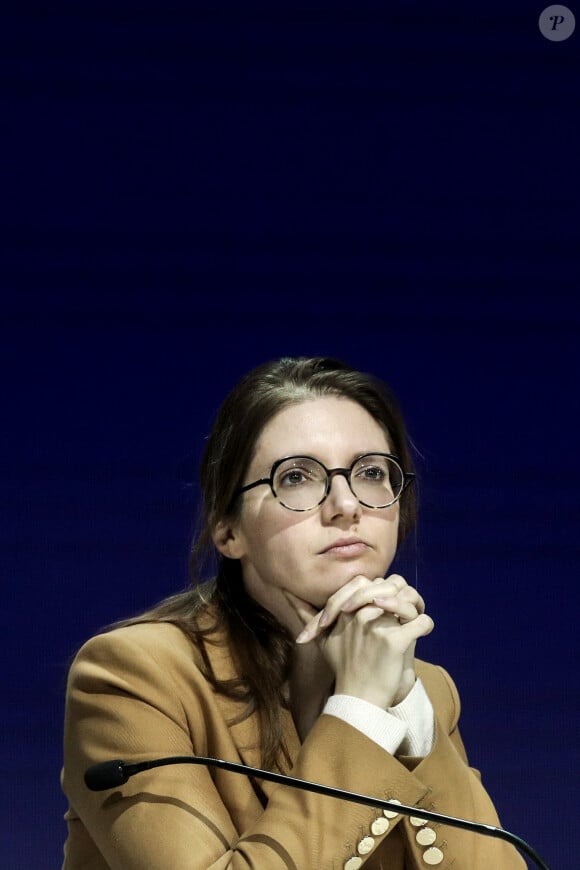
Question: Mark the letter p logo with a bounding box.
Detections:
[539,5,576,40]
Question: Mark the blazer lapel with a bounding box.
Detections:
[201,624,302,803]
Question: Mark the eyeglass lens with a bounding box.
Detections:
[273,455,404,510]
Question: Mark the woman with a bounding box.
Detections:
[61,356,525,869]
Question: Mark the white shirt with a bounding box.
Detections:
[323,678,435,757]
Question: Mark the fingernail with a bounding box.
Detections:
[295,629,310,644]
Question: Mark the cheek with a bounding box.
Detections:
[249,501,312,543]
[382,506,400,538]
[240,508,311,567]
[263,524,316,567]
[372,513,399,560]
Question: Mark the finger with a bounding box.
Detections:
[330,605,433,642]
[383,574,426,614]
[371,586,425,620]
[316,574,375,628]
[384,573,409,592]
[397,585,426,614]
[370,596,419,624]
[395,612,435,640]
[315,575,414,639]
[295,575,377,643]
[367,581,425,618]
[295,574,419,643]
[339,576,413,614]
[302,594,414,645]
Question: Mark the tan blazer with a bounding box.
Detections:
[61,620,525,869]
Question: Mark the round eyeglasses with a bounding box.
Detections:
[236,453,415,512]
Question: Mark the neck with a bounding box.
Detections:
[241,580,335,739]
[288,641,334,741]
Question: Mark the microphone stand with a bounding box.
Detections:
[85,754,551,870]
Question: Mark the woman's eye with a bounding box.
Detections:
[359,465,386,482]
[279,469,309,487]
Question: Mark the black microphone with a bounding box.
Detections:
[85,754,550,870]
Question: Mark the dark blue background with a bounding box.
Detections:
[2,3,578,867]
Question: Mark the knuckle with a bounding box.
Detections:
[342,578,374,608]
[400,586,417,602]
[353,604,379,625]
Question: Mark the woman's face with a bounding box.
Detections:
[215,396,400,630]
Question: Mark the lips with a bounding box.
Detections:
[319,537,369,557]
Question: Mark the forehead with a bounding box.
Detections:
[252,396,391,467]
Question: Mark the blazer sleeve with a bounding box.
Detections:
[393,662,527,869]
[61,626,526,870]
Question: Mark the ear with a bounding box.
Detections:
[212,518,245,560]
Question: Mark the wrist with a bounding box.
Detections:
[391,672,416,707]
[335,679,398,710]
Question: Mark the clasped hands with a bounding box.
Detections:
[286,575,434,710]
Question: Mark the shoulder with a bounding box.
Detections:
[64,623,225,736]
[71,621,198,669]
[67,623,205,696]
[67,618,238,692]
[415,659,462,731]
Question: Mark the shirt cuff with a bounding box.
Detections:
[322,678,435,758]
[323,694,408,755]
[388,677,435,757]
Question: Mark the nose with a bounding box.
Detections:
[321,471,362,521]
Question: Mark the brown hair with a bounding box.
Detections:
[116,357,417,770]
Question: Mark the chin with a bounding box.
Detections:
[339,561,388,583]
